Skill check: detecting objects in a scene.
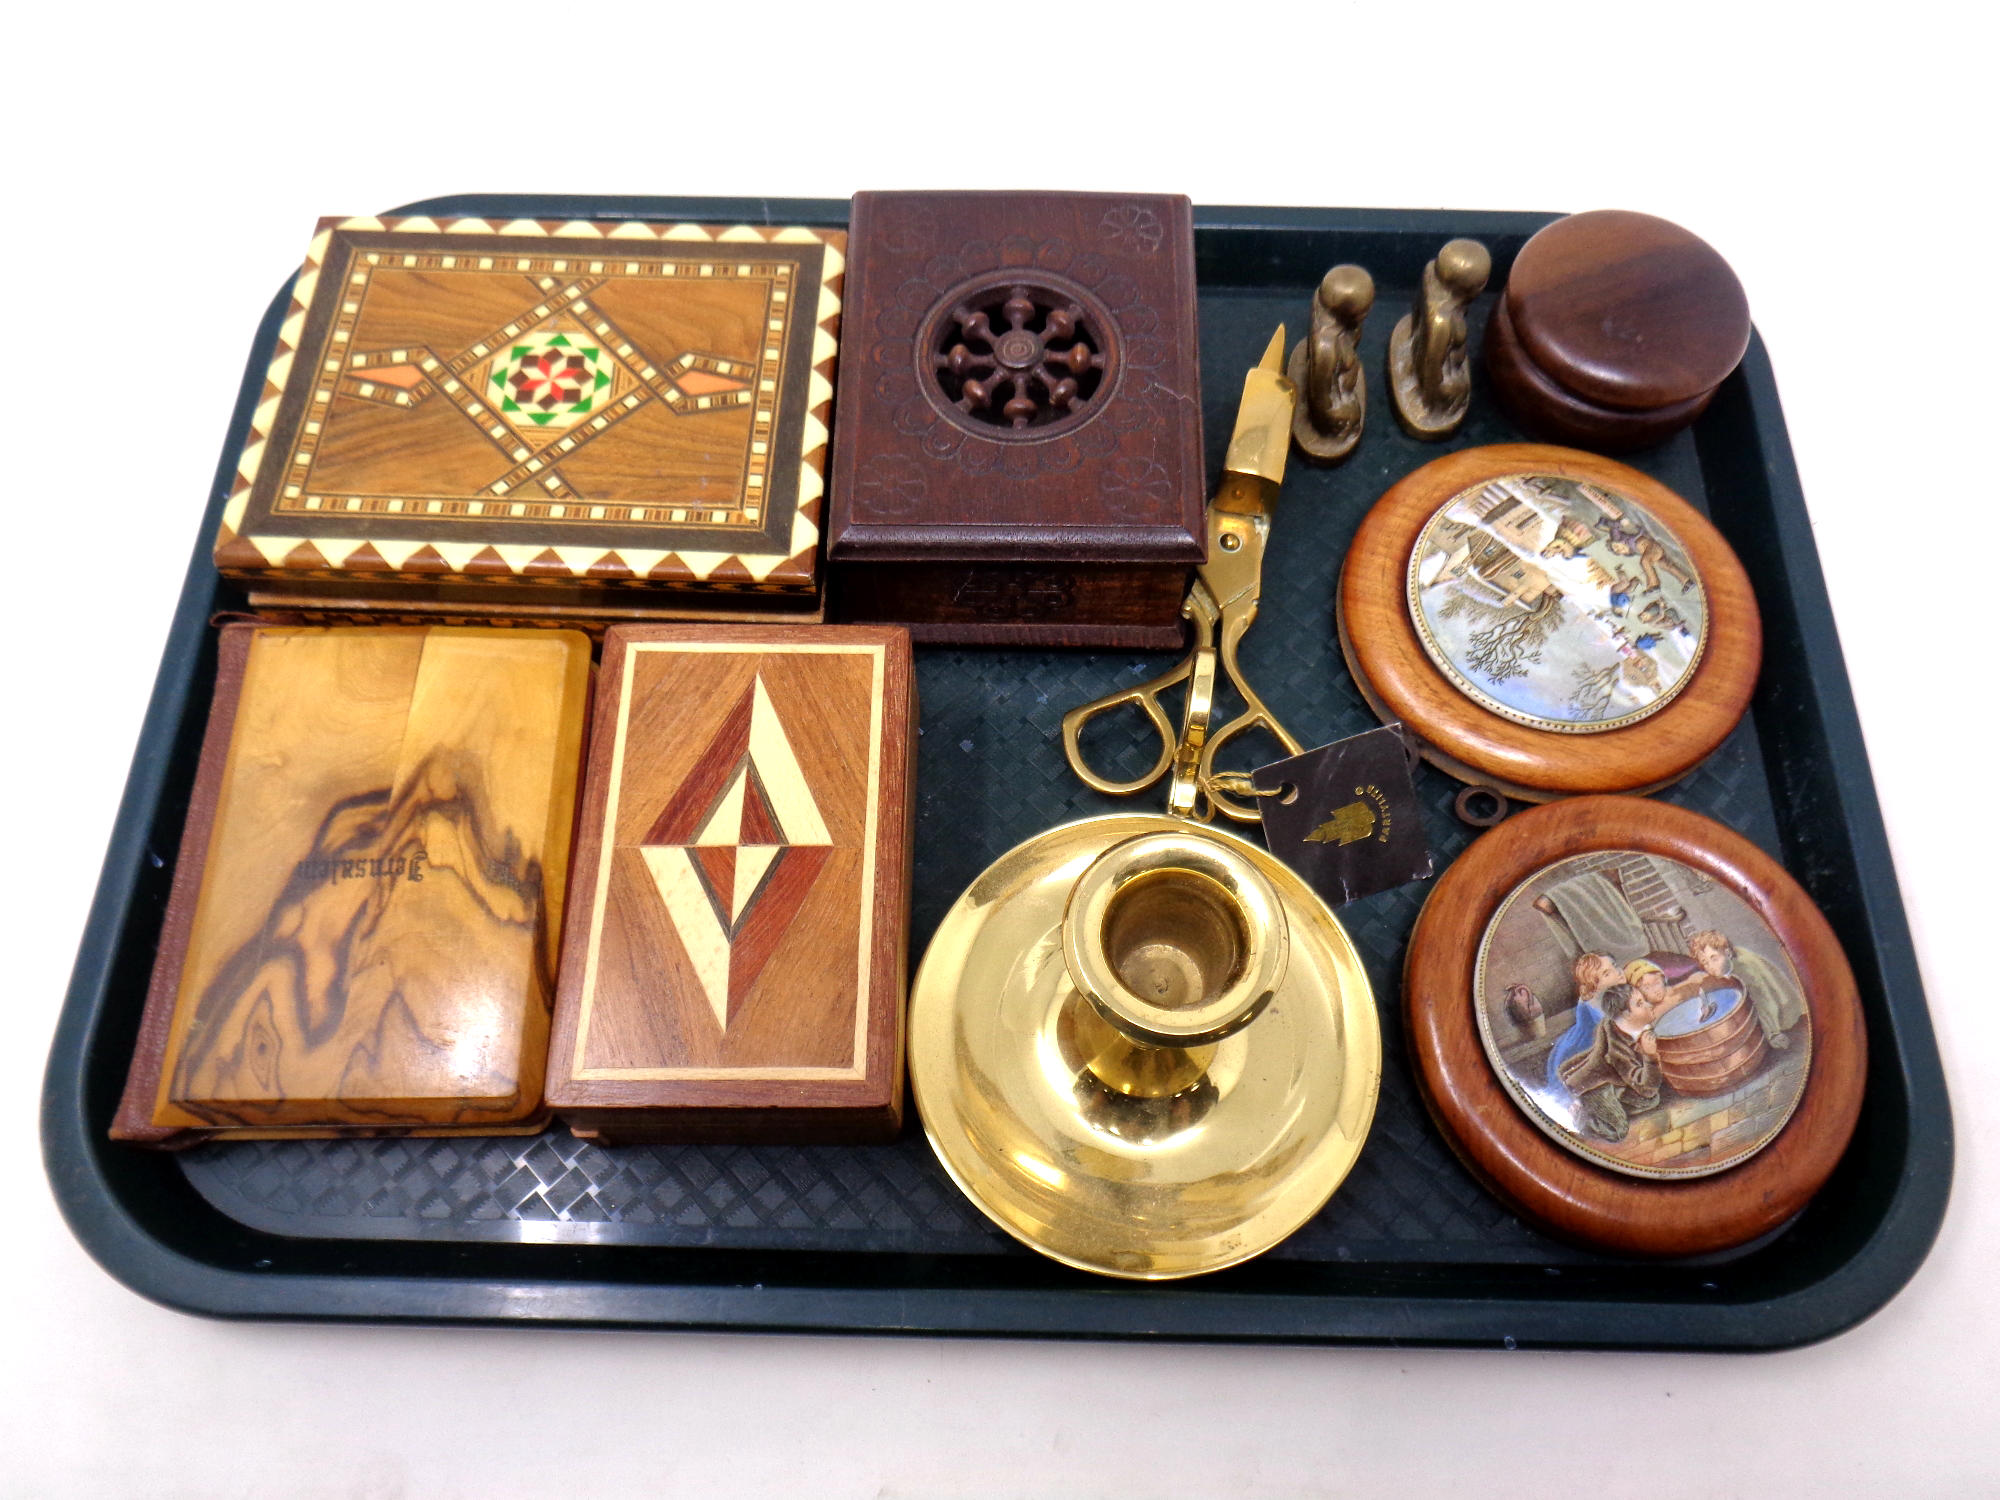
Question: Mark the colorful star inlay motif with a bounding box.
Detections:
[490,330,613,430]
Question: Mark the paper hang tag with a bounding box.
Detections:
[1250,725,1434,908]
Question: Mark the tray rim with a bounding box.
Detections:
[40,193,1954,1350]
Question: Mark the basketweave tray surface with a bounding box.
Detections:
[43,196,1950,1349]
[214,216,841,594]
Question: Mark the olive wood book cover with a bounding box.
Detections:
[113,625,592,1144]
[545,625,914,1142]
[213,215,843,600]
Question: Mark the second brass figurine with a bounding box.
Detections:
[1389,237,1490,439]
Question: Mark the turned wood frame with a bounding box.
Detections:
[1403,796,1866,1257]
[1338,443,1762,800]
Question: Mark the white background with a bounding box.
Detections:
[5,3,1994,1495]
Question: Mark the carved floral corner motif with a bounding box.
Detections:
[1100,451,1175,519]
[1100,204,1165,254]
[850,453,929,519]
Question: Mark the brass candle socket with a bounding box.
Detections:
[1061,832,1289,1098]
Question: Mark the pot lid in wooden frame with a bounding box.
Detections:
[1404,796,1865,1257]
[1338,445,1760,800]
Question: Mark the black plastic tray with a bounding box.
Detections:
[42,195,1952,1348]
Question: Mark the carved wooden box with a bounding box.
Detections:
[214,216,843,617]
[545,625,914,1142]
[113,625,593,1144]
[826,191,1205,647]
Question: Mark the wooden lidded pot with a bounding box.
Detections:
[1485,211,1751,452]
[1404,797,1865,1257]
[1338,443,1760,801]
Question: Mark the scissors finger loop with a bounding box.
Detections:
[1061,680,1179,797]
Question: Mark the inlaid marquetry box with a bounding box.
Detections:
[112,625,593,1144]
[545,625,915,1143]
[214,215,843,618]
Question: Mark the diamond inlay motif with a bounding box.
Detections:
[638,675,832,1029]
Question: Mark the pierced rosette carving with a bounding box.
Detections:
[865,230,1178,481]
[923,277,1114,440]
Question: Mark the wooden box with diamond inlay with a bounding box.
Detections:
[545,625,915,1143]
[213,215,843,618]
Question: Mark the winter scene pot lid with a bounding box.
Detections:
[1406,473,1708,733]
[1473,850,1813,1181]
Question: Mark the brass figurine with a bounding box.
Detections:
[1286,265,1374,463]
[1388,238,1491,440]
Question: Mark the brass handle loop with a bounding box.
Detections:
[1059,657,1188,799]
[1197,706,1303,823]
[1058,609,1307,826]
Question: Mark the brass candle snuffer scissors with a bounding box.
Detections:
[1061,327,1303,825]
[906,328,1381,1280]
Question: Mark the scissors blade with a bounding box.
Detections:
[1221,325,1295,490]
[1202,327,1297,615]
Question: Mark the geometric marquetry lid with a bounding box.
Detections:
[1404,797,1866,1257]
[1339,444,1761,802]
[544,624,915,1144]
[213,215,843,595]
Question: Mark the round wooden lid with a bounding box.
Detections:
[1404,797,1866,1256]
[1505,211,1751,411]
[1338,444,1760,799]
